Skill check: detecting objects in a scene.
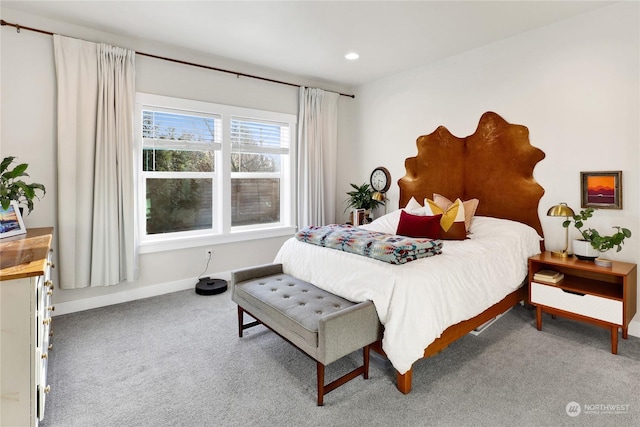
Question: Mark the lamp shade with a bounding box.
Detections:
[372,191,385,202]
[547,203,575,217]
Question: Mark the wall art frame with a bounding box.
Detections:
[580,170,622,209]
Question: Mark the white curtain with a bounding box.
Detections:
[297,87,339,227]
[53,35,137,289]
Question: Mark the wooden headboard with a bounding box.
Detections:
[398,111,546,238]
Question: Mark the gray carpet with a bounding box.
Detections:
[41,288,640,427]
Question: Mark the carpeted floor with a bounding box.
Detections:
[41,288,640,427]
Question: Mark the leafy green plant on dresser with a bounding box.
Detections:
[0,156,46,215]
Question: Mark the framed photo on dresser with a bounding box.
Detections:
[0,201,27,238]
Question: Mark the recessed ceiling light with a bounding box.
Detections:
[345,52,359,60]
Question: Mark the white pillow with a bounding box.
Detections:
[360,197,428,234]
[360,209,402,234]
[403,196,423,214]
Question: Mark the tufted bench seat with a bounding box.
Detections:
[231,263,380,406]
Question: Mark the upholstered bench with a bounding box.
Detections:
[231,263,380,406]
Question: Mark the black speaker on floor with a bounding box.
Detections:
[195,277,228,295]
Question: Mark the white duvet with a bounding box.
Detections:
[274,213,542,374]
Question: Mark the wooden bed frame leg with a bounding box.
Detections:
[396,368,412,394]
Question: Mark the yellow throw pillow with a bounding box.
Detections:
[433,193,479,232]
[425,198,468,240]
[425,198,464,230]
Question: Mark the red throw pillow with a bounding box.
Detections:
[396,211,442,239]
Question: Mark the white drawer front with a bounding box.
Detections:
[531,282,622,325]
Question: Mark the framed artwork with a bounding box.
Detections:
[581,171,622,209]
[0,201,27,238]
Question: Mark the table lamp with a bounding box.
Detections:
[546,202,575,257]
[372,191,387,215]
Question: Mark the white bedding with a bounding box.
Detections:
[274,214,542,374]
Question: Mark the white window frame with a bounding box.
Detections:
[135,93,297,253]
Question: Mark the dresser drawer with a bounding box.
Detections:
[531,281,622,325]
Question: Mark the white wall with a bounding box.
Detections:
[0,8,353,312]
[339,2,640,333]
[3,3,639,335]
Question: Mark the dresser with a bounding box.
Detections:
[1,228,54,426]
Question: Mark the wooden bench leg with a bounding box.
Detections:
[317,362,325,406]
[316,345,372,406]
[237,306,244,337]
[363,345,370,380]
[237,306,261,338]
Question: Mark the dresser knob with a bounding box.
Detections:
[49,330,54,337]
[48,344,53,351]
[48,306,55,312]
[43,318,52,326]
[45,280,53,289]
[41,352,48,360]
[47,289,53,296]
[48,262,55,268]
[44,385,51,394]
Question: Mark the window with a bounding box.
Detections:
[231,117,289,227]
[136,93,296,251]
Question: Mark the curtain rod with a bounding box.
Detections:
[1,19,355,99]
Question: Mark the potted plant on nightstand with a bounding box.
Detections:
[562,207,632,263]
[0,156,46,215]
[344,183,385,224]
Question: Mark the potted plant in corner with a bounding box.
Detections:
[344,183,384,225]
[0,156,46,215]
[562,207,632,262]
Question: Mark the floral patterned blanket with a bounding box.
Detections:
[295,224,442,265]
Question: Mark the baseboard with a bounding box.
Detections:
[53,272,231,316]
[629,319,640,338]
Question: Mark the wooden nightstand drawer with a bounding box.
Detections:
[531,281,622,325]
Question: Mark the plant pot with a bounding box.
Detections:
[572,239,600,261]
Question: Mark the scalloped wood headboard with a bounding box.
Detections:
[398,111,546,238]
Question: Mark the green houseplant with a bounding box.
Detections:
[0,156,46,215]
[344,183,385,225]
[344,183,384,212]
[562,207,632,254]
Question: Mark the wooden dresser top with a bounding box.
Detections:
[0,227,53,281]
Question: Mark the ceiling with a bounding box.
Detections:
[2,1,614,87]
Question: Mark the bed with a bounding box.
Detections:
[274,111,546,394]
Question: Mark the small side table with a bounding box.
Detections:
[528,252,637,354]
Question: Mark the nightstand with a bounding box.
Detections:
[528,252,637,354]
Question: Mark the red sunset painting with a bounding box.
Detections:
[586,175,616,205]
